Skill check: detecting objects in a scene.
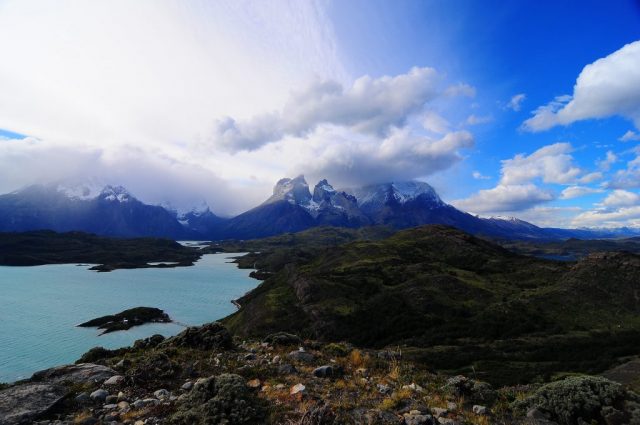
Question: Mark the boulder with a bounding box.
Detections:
[162,322,233,351]
[31,363,116,385]
[103,375,125,386]
[0,383,67,425]
[313,365,343,378]
[278,364,298,375]
[288,350,314,363]
[263,332,302,346]
[90,389,108,402]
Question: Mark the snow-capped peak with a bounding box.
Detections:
[99,185,133,203]
[162,200,210,218]
[264,175,312,205]
[56,179,106,200]
[349,181,442,207]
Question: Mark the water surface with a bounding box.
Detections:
[0,253,256,382]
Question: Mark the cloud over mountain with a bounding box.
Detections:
[209,67,442,152]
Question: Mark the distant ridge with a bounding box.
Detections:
[0,178,639,240]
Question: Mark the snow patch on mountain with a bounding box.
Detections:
[56,179,106,200]
[349,181,443,208]
[99,185,133,203]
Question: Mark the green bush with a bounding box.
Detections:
[171,374,265,425]
[513,375,634,424]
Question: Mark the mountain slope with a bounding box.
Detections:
[224,225,640,384]
[0,185,194,238]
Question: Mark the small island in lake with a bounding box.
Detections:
[78,307,171,334]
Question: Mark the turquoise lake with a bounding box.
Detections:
[0,253,258,382]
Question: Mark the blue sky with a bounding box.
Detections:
[0,0,639,226]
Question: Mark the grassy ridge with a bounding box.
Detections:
[223,225,640,385]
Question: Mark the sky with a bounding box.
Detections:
[0,0,639,227]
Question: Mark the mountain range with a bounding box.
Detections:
[0,177,638,241]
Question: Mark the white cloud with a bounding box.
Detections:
[597,150,618,171]
[422,111,450,134]
[523,40,640,132]
[620,130,640,142]
[452,184,554,214]
[571,206,640,228]
[607,153,640,189]
[510,206,582,228]
[444,83,476,98]
[0,0,354,212]
[209,67,443,152]
[472,171,491,180]
[602,189,640,208]
[507,93,526,111]
[500,142,598,185]
[560,186,603,199]
[466,114,493,125]
[278,126,474,187]
[453,142,601,216]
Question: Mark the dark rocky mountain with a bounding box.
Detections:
[0,184,195,239]
[1,178,639,241]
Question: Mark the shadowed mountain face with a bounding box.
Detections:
[223,225,640,385]
[0,185,195,239]
[1,178,639,240]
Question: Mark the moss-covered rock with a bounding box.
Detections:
[128,351,180,385]
[171,374,265,425]
[442,375,496,405]
[163,322,233,351]
[263,332,302,346]
[513,375,639,425]
[133,334,166,350]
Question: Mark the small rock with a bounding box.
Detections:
[76,416,98,425]
[437,419,459,425]
[272,355,281,364]
[247,379,261,389]
[313,365,336,378]
[105,395,118,404]
[290,383,306,395]
[288,350,315,363]
[181,381,193,391]
[153,389,170,400]
[275,384,286,390]
[116,391,126,402]
[446,402,457,411]
[142,398,160,406]
[132,399,145,409]
[244,353,257,361]
[377,383,391,394]
[472,405,487,415]
[403,411,433,425]
[103,403,118,410]
[117,401,130,410]
[402,383,424,392]
[90,389,108,402]
[432,407,448,418]
[75,392,90,403]
[103,375,125,386]
[278,363,298,375]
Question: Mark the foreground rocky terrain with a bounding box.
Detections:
[3,322,640,425]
